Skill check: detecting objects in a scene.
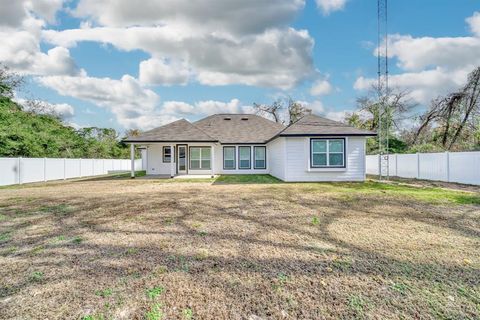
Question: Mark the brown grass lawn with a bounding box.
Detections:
[0,176,479,319]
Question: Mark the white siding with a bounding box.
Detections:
[267,137,286,181]
[283,137,366,182]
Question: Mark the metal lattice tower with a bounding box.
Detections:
[377,0,389,180]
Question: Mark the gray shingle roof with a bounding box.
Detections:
[194,114,286,144]
[279,114,376,136]
[124,113,375,143]
[123,119,216,142]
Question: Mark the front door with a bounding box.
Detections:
[177,145,187,174]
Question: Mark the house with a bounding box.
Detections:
[124,114,376,182]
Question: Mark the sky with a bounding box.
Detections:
[1,0,479,133]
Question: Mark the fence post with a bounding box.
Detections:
[416,153,420,179]
[63,158,67,180]
[44,157,47,182]
[445,151,450,182]
[18,157,22,185]
[79,158,82,178]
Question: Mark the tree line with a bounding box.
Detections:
[0,65,132,158]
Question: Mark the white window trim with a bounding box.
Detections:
[238,146,251,169]
[254,146,266,170]
[306,137,348,172]
[189,146,211,170]
[223,146,236,170]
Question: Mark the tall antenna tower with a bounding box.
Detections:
[377,0,389,180]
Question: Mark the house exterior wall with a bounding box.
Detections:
[142,137,367,181]
[145,142,216,175]
[283,136,366,182]
[266,137,286,181]
[213,145,269,175]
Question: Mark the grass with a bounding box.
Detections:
[0,176,478,318]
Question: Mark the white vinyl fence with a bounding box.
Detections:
[0,157,143,186]
[366,151,480,185]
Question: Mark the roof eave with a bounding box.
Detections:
[278,133,377,137]
[123,139,219,143]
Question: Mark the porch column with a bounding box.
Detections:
[170,144,175,178]
[210,145,215,178]
[130,143,135,178]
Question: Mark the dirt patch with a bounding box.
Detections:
[0,179,479,319]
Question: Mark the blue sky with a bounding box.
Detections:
[1,0,479,133]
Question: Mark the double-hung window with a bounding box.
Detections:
[163,146,172,163]
[190,147,211,170]
[223,146,236,170]
[238,146,251,169]
[254,146,266,169]
[311,139,345,167]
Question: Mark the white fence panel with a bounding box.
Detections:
[0,157,144,186]
[104,159,114,173]
[21,158,45,183]
[419,153,447,181]
[366,154,379,175]
[366,151,480,185]
[449,151,480,185]
[396,154,418,178]
[0,158,19,186]
[93,159,104,175]
[45,158,65,181]
[65,159,80,179]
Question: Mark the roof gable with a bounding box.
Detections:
[124,119,216,142]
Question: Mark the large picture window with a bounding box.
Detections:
[311,139,345,168]
[189,147,211,170]
[223,146,236,170]
[163,146,172,163]
[238,146,251,169]
[254,146,266,169]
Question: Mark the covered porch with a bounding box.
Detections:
[128,142,217,179]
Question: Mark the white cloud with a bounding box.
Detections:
[73,0,305,35]
[37,74,160,128]
[315,0,347,15]
[467,11,480,36]
[355,11,480,105]
[161,99,247,117]
[382,34,480,71]
[41,0,315,89]
[0,0,64,28]
[43,25,314,89]
[0,1,79,77]
[310,79,333,96]
[139,58,190,86]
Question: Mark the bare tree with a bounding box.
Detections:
[348,84,417,132]
[414,66,480,150]
[0,64,23,98]
[252,100,283,123]
[253,98,311,125]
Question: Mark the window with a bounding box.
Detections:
[254,146,266,169]
[311,139,345,167]
[238,146,251,169]
[223,147,236,170]
[189,147,211,170]
[163,146,172,163]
